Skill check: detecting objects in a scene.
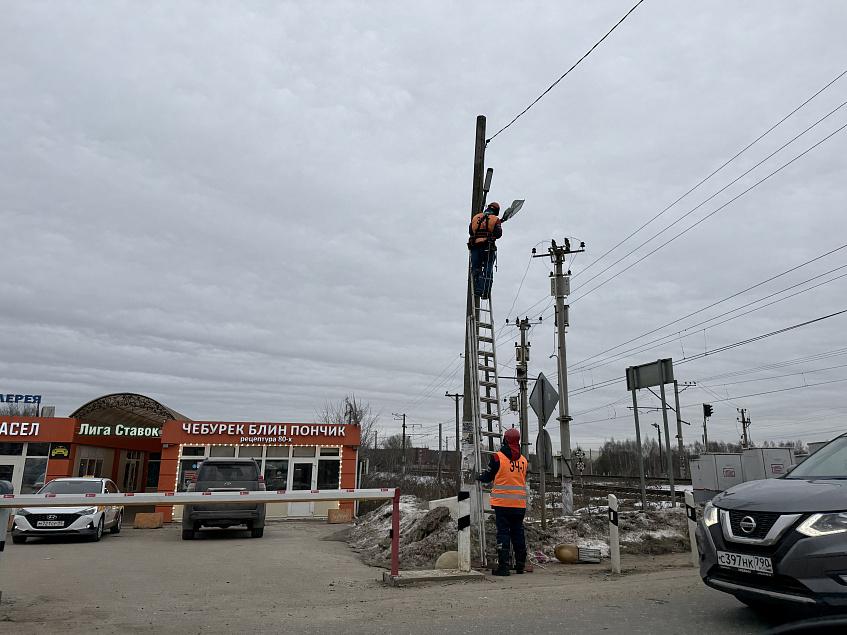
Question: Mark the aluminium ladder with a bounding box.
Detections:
[465,293,503,566]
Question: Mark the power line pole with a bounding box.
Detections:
[392,413,407,474]
[652,423,664,473]
[437,423,443,485]
[514,317,531,458]
[533,238,584,515]
[739,408,752,448]
[445,392,462,454]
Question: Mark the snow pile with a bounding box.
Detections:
[346,496,691,570]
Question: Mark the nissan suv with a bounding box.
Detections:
[696,434,847,610]
[182,458,266,540]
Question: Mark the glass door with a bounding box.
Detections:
[288,461,315,517]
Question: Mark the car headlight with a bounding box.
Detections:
[77,507,97,516]
[797,512,847,537]
[703,501,720,527]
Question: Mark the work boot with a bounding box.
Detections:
[492,548,511,576]
[514,548,527,574]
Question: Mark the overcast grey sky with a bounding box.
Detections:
[2,1,845,452]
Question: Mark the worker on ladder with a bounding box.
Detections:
[477,427,528,576]
[468,202,502,299]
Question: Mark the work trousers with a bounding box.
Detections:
[470,246,496,298]
[493,507,526,552]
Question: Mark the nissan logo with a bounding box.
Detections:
[47,514,57,520]
[740,516,757,534]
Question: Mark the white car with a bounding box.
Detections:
[11,477,123,543]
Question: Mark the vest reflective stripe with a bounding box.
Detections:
[490,452,528,509]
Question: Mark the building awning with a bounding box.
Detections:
[69,393,190,430]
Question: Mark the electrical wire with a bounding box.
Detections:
[574,69,847,281]
[486,0,647,145]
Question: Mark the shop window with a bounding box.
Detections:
[0,443,24,456]
[266,446,290,458]
[26,442,50,456]
[238,446,263,458]
[78,458,104,477]
[264,460,288,491]
[146,453,161,489]
[317,460,340,490]
[22,458,48,493]
[178,459,203,492]
[210,445,236,457]
[182,446,206,457]
[292,446,316,458]
[319,447,340,456]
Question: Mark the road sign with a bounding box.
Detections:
[529,372,559,425]
[536,429,553,471]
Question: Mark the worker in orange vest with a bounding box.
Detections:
[477,427,528,576]
[467,202,502,299]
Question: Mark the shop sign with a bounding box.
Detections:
[78,422,162,438]
[0,421,40,436]
[180,422,347,445]
[0,394,41,404]
[50,443,71,459]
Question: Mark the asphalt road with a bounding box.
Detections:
[0,520,824,634]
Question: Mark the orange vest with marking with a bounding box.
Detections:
[468,212,501,249]
[490,452,528,509]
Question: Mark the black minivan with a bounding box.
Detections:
[182,458,266,540]
[696,434,847,610]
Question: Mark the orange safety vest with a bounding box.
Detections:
[468,212,501,249]
[490,452,528,509]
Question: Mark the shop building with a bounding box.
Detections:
[0,392,361,521]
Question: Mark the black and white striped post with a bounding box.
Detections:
[684,490,699,567]
[458,490,471,571]
[608,493,620,574]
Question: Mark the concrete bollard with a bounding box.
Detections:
[684,490,699,568]
[608,494,620,574]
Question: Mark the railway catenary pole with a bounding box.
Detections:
[673,380,686,479]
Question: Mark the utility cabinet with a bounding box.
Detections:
[808,441,829,455]
[690,453,743,503]
[741,447,795,481]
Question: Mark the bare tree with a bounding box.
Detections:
[313,394,381,451]
[0,404,39,417]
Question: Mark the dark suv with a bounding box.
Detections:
[182,458,266,540]
[696,434,847,610]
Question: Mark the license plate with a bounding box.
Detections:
[717,550,773,576]
[36,520,65,527]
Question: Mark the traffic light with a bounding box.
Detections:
[703,404,713,418]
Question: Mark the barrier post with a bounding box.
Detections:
[684,491,699,568]
[608,494,620,574]
[391,489,400,577]
[0,480,13,603]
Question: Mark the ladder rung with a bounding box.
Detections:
[478,336,494,343]
[479,322,493,329]
[481,413,500,420]
[479,430,500,437]
[478,365,495,372]
[481,396,497,403]
[478,350,494,357]
[481,449,496,456]
[480,381,496,388]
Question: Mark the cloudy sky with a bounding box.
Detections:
[2,1,845,454]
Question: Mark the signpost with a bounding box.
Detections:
[625,359,676,511]
[529,373,559,528]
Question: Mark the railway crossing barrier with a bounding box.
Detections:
[0,483,399,603]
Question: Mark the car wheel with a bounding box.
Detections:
[182,529,195,540]
[110,511,123,534]
[250,527,264,538]
[12,535,26,544]
[89,517,104,542]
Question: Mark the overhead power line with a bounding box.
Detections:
[486,0,646,144]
